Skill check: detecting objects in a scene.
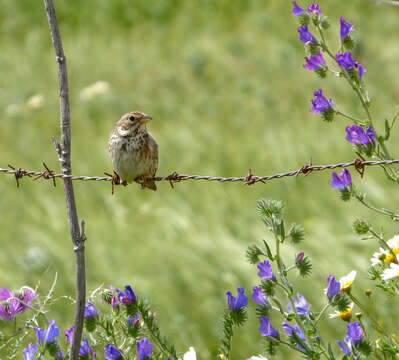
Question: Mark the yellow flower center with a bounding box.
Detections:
[338,308,353,320]
[384,254,395,263]
[341,281,353,291]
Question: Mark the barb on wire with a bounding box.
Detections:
[2,157,399,192]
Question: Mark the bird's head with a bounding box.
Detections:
[116,111,152,136]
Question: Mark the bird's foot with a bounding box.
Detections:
[105,171,128,195]
[135,175,157,191]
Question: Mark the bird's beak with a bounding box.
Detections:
[140,114,152,124]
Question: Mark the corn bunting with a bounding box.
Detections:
[108,111,158,190]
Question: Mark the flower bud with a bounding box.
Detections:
[353,219,370,235]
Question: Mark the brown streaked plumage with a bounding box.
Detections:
[108,111,158,190]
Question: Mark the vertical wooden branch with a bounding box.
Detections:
[43,1,86,359]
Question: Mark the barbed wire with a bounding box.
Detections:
[1,158,399,193]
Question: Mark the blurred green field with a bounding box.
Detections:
[1,0,399,358]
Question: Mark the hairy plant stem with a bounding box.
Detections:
[336,110,366,125]
[314,303,330,326]
[355,193,399,221]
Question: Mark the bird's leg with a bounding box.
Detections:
[134,175,147,189]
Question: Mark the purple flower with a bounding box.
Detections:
[65,325,74,344]
[356,63,366,80]
[307,3,321,17]
[257,260,275,280]
[295,252,305,264]
[0,286,35,321]
[282,322,306,351]
[345,125,374,145]
[137,338,154,360]
[84,301,99,318]
[127,313,140,327]
[311,89,333,114]
[336,51,355,71]
[116,285,136,306]
[298,25,315,44]
[226,286,248,311]
[104,344,123,360]
[304,52,326,71]
[22,343,39,360]
[56,349,63,359]
[251,286,268,305]
[34,320,60,344]
[337,337,352,356]
[326,275,340,301]
[80,337,96,359]
[292,1,305,16]
[340,16,354,39]
[259,317,279,338]
[331,169,352,190]
[286,294,310,315]
[347,322,363,345]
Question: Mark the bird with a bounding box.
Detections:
[108,111,158,191]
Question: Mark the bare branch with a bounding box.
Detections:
[43,1,86,359]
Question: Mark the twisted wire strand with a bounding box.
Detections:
[1,158,399,186]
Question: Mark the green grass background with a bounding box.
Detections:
[1,0,399,358]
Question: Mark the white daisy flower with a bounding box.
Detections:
[329,302,354,320]
[79,81,111,101]
[382,259,399,281]
[182,347,196,360]
[339,270,356,291]
[247,356,268,360]
[371,249,388,266]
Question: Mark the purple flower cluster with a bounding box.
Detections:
[23,320,64,359]
[345,125,375,145]
[257,260,275,280]
[116,285,136,306]
[337,322,364,356]
[226,286,248,311]
[84,301,99,319]
[292,2,321,18]
[137,337,154,360]
[336,51,365,80]
[0,286,35,321]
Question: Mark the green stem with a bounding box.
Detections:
[355,194,399,221]
[314,303,330,326]
[348,293,388,337]
[336,110,366,125]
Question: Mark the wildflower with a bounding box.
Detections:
[65,325,74,344]
[339,271,357,291]
[286,294,310,315]
[282,322,306,351]
[252,286,268,305]
[307,3,321,17]
[347,322,364,345]
[257,260,275,280]
[247,357,268,360]
[372,235,399,266]
[127,313,140,327]
[345,125,374,145]
[336,52,365,80]
[84,301,99,318]
[116,285,136,306]
[356,62,366,80]
[326,275,341,301]
[329,303,354,321]
[330,169,352,190]
[104,344,122,360]
[34,320,60,345]
[304,51,326,71]
[340,17,354,40]
[0,286,35,321]
[183,347,196,360]
[23,343,40,360]
[311,89,334,121]
[382,259,399,281]
[292,1,304,16]
[295,252,305,264]
[258,316,279,338]
[137,338,153,360]
[226,286,248,311]
[336,337,352,356]
[298,25,315,44]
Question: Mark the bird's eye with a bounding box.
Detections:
[128,116,135,121]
